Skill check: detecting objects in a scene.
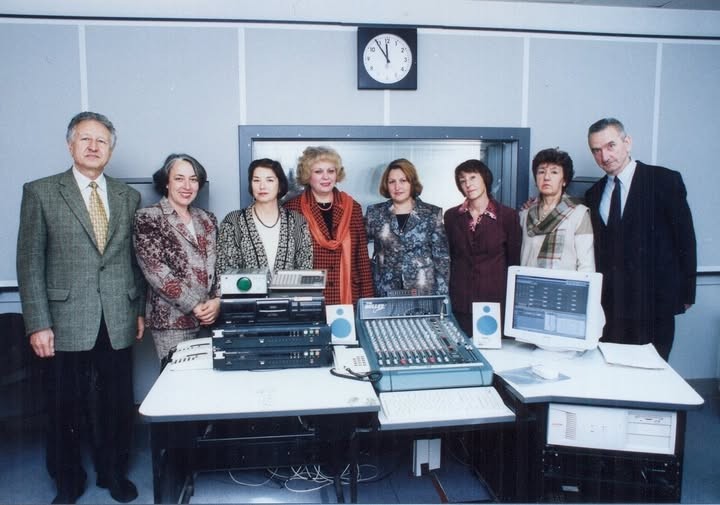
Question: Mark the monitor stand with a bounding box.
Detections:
[531,347,581,363]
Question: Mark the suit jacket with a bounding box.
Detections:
[443,199,522,316]
[17,169,145,351]
[365,198,450,297]
[585,161,697,321]
[133,197,219,330]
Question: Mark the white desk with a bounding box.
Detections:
[139,365,380,504]
[473,339,703,503]
[481,340,704,410]
[140,365,380,421]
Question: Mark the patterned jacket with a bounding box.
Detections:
[365,198,450,297]
[285,189,374,305]
[215,207,313,274]
[133,197,218,330]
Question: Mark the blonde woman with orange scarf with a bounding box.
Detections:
[284,146,374,305]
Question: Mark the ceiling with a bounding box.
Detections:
[493,0,720,10]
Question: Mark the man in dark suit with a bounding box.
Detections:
[16,112,145,503]
[584,118,696,361]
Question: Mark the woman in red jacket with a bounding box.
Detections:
[284,146,373,305]
[443,159,522,336]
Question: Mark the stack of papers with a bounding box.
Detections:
[598,342,668,369]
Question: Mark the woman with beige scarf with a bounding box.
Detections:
[519,148,595,272]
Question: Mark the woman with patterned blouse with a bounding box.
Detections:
[365,158,450,297]
[133,154,220,360]
[215,158,313,276]
[284,146,373,305]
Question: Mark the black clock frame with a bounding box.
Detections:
[357,26,417,90]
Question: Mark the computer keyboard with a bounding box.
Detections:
[378,386,515,430]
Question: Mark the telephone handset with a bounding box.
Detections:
[333,345,371,374]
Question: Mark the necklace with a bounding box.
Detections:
[253,205,280,228]
[317,200,333,211]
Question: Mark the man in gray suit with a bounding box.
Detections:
[17,112,145,504]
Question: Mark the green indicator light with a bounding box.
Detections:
[237,277,252,291]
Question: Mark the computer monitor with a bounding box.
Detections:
[504,266,604,352]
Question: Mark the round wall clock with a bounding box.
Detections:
[357,27,417,90]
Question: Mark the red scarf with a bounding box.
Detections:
[300,190,354,304]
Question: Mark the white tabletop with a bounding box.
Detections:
[139,366,380,422]
[481,340,704,410]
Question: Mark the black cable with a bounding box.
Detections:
[329,367,383,383]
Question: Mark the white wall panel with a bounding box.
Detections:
[391,33,525,127]
[244,27,382,125]
[84,25,241,219]
[657,43,720,269]
[0,24,81,282]
[527,37,657,180]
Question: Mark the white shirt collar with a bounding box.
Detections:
[72,166,107,192]
[611,159,636,187]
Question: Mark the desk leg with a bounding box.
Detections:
[150,423,191,504]
[350,461,358,504]
[334,474,345,504]
[150,424,165,504]
[513,401,533,502]
[349,431,360,504]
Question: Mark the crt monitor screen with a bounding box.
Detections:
[504,266,604,352]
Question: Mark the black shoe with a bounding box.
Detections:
[97,475,138,503]
[52,474,87,504]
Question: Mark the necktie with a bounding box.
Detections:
[607,177,621,231]
[88,181,108,253]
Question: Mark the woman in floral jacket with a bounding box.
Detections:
[133,154,219,360]
[365,158,450,297]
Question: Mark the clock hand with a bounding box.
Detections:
[375,39,390,64]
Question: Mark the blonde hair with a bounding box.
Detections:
[295,146,346,186]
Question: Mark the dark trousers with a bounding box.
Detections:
[43,318,135,490]
[601,316,676,361]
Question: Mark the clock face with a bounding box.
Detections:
[362,33,413,85]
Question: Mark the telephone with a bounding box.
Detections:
[168,337,212,371]
[333,345,371,374]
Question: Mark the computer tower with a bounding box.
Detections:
[538,404,685,503]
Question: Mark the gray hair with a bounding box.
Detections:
[66,111,117,149]
[152,153,208,197]
[588,117,626,138]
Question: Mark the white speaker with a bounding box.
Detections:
[326,304,357,345]
[472,302,502,349]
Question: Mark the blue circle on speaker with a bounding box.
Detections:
[331,307,352,339]
[476,313,498,336]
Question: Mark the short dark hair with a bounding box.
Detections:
[588,117,627,137]
[531,148,575,191]
[378,158,423,199]
[152,153,208,197]
[454,159,493,197]
[247,158,289,199]
[66,111,117,149]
